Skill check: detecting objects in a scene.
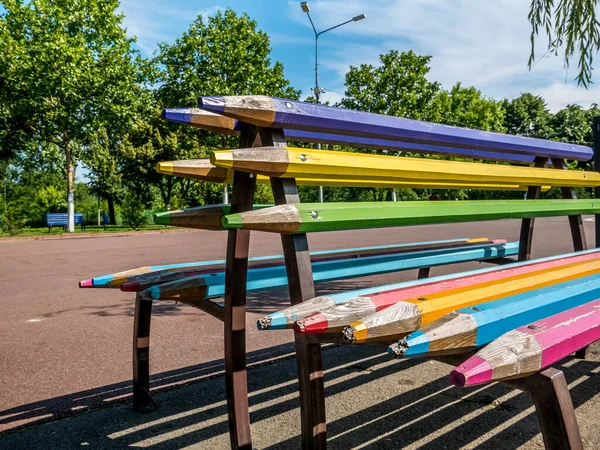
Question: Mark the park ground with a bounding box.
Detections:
[1,217,600,449]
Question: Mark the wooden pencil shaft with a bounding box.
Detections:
[451,298,600,387]
[347,257,600,343]
[162,107,536,164]
[211,147,600,187]
[157,158,539,191]
[258,249,600,330]
[199,96,592,161]
[223,199,600,234]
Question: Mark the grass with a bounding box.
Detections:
[0,224,175,238]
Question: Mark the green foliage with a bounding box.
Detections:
[340,50,441,120]
[121,191,148,230]
[529,0,600,87]
[502,93,553,138]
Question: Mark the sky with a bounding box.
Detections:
[119,0,599,112]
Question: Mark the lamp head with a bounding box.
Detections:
[352,13,366,21]
[301,2,310,12]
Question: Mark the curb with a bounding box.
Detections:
[0,228,194,242]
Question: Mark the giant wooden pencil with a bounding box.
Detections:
[141,241,518,303]
[222,199,600,234]
[199,95,593,161]
[156,159,539,191]
[450,298,600,387]
[294,251,600,334]
[259,249,600,330]
[154,204,271,229]
[162,107,535,164]
[211,147,600,187]
[120,238,495,292]
[389,273,600,358]
[342,257,600,344]
[80,237,481,288]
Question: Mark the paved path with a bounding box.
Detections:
[1,218,599,448]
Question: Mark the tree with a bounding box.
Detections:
[340,50,441,120]
[528,1,600,87]
[433,83,505,131]
[502,93,553,138]
[122,8,301,209]
[0,0,147,231]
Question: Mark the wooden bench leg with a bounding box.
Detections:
[133,293,157,412]
[223,124,258,450]
[417,267,430,279]
[574,347,590,359]
[505,368,583,450]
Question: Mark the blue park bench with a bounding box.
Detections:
[46,213,86,232]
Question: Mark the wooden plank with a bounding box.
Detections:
[343,257,600,344]
[506,368,583,450]
[518,157,547,261]
[81,237,481,288]
[450,298,600,388]
[551,158,588,252]
[222,199,600,234]
[153,204,271,229]
[162,107,535,165]
[140,241,518,304]
[389,273,600,359]
[211,147,600,187]
[259,249,600,330]
[292,250,600,334]
[223,123,257,450]
[132,294,157,412]
[262,127,326,449]
[156,158,541,191]
[199,96,593,161]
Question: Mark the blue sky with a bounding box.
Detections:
[119,0,599,112]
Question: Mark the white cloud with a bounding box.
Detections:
[287,0,599,111]
[119,1,224,55]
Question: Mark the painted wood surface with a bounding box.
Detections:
[450,297,600,387]
[343,257,600,344]
[198,96,593,161]
[211,147,600,188]
[162,107,535,164]
[156,158,540,191]
[258,249,600,330]
[153,204,271,229]
[120,238,498,293]
[140,241,519,303]
[293,251,600,335]
[222,199,600,234]
[80,237,477,288]
[390,273,600,359]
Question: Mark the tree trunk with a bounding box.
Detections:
[107,196,117,225]
[65,134,75,232]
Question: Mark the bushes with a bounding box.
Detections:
[121,192,148,230]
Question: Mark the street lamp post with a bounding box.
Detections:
[300,2,366,203]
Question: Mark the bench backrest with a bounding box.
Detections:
[198,96,593,162]
[46,213,84,225]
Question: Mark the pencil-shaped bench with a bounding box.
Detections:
[292,251,600,334]
[156,158,541,191]
[198,96,593,161]
[389,273,600,358]
[210,147,600,187]
[260,249,600,331]
[450,297,600,387]
[164,107,544,165]
[342,257,600,344]
[222,199,600,234]
[80,237,492,288]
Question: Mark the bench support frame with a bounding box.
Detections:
[505,368,583,450]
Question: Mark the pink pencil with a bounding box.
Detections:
[450,297,600,387]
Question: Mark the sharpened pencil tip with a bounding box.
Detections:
[449,370,466,387]
[222,213,244,229]
[156,161,174,175]
[210,151,234,168]
[79,279,93,288]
